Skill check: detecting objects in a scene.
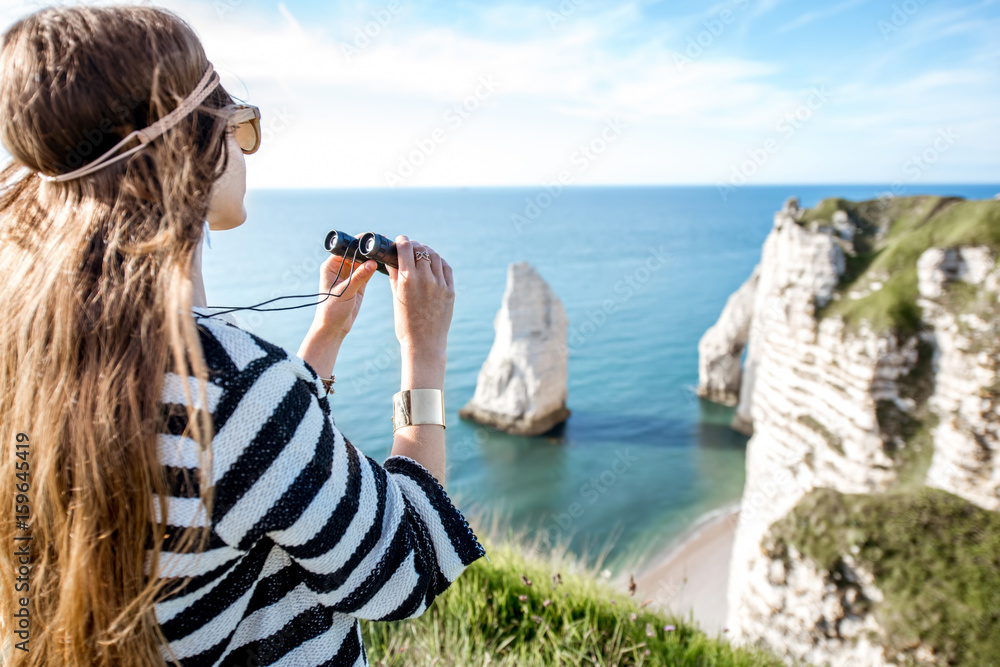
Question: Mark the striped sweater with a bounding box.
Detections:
[150,309,487,666]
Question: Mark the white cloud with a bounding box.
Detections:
[773,0,865,35]
[0,0,995,187]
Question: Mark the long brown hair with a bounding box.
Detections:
[0,5,237,665]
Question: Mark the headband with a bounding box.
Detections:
[37,64,220,183]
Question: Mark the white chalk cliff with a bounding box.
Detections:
[697,265,759,407]
[919,246,1000,510]
[459,262,570,436]
[698,195,1000,665]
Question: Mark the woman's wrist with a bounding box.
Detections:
[400,347,446,390]
[297,325,343,378]
[401,365,445,390]
[401,343,446,365]
[307,317,348,346]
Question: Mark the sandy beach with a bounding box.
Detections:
[627,505,739,636]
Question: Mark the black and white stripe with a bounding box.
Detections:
[150,312,487,666]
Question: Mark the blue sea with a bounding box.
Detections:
[202,184,999,575]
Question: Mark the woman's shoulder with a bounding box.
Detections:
[188,310,324,399]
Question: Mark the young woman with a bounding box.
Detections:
[0,5,486,666]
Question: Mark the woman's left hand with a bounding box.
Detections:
[310,254,378,342]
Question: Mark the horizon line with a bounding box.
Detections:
[247,181,1000,192]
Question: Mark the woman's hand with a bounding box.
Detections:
[309,253,378,343]
[385,235,454,389]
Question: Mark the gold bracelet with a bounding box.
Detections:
[320,375,336,395]
[392,389,445,432]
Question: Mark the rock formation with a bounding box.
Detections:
[918,246,1000,510]
[698,195,1000,665]
[696,265,759,407]
[459,262,570,436]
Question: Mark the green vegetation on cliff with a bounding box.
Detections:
[752,196,1000,666]
[771,487,1000,666]
[361,527,783,666]
[876,338,939,486]
[798,195,1000,334]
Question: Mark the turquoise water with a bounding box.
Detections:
[202,184,999,574]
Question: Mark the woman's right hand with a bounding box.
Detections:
[386,235,454,384]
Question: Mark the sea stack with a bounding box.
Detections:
[459,262,570,436]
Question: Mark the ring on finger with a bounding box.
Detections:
[415,250,432,264]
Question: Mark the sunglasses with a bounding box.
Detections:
[227,104,261,154]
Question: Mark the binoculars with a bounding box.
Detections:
[324,230,399,276]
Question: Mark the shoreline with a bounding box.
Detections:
[626,503,740,636]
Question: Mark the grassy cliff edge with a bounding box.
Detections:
[360,524,783,666]
[770,487,1000,666]
[799,195,1000,333]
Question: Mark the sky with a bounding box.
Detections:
[0,0,997,189]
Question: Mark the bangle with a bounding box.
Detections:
[392,389,445,432]
[320,375,335,395]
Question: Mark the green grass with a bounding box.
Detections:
[886,410,939,493]
[796,197,855,228]
[360,516,784,667]
[798,195,1000,334]
[771,487,1000,666]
